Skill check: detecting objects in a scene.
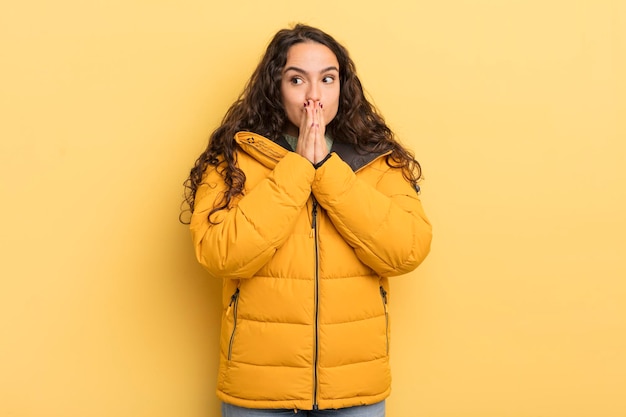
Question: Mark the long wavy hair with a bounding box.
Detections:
[181,24,422,224]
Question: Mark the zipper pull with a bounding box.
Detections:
[380,286,388,312]
[310,199,318,238]
[226,288,240,315]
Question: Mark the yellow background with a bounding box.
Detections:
[1,1,625,416]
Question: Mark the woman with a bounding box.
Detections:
[183,24,432,417]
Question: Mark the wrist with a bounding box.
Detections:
[314,153,332,169]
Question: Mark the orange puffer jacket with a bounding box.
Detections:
[190,131,432,411]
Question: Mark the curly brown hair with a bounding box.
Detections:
[181,24,422,224]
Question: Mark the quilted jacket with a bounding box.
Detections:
[190,131,432,410]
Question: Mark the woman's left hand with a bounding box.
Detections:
[296,100,328,164]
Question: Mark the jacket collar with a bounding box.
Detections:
[234,131,388,172]
[329,140,387,172]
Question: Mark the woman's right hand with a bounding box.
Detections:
[295,100,328,164]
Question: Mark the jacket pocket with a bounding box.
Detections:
[379,286,389,355]
[227,288,240,361]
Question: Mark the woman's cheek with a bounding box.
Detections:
[285,105,304,131]
[325,107,338,125]
[291,107,303,126]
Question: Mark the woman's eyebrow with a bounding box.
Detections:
[283,66,339,74]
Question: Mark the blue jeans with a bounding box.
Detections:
[221,401,385,417]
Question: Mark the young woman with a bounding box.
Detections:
[183,24,432,417]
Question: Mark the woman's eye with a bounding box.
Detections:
[322,76,335,84]
[290,77,303,85]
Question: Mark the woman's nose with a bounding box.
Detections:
[306,83,320,101]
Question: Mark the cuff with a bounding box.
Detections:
[313,153,332,169]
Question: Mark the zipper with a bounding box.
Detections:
[227,288,240,361]
[311,197,320,410]
[380,286,389,355]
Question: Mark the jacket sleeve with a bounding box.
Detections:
[190,152,315,279]
[312,153,432,277]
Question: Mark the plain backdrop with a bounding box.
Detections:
[1,1,625,416]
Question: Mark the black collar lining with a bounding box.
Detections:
[276,136,385,172]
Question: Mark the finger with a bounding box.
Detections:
[295,103,308,152]
[312,103,328,163]
[300,101,310,130]
[296,100,317,163]
[319,102,325,130]
[301,101,316,136]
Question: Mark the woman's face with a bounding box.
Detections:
[280,41,340,137]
